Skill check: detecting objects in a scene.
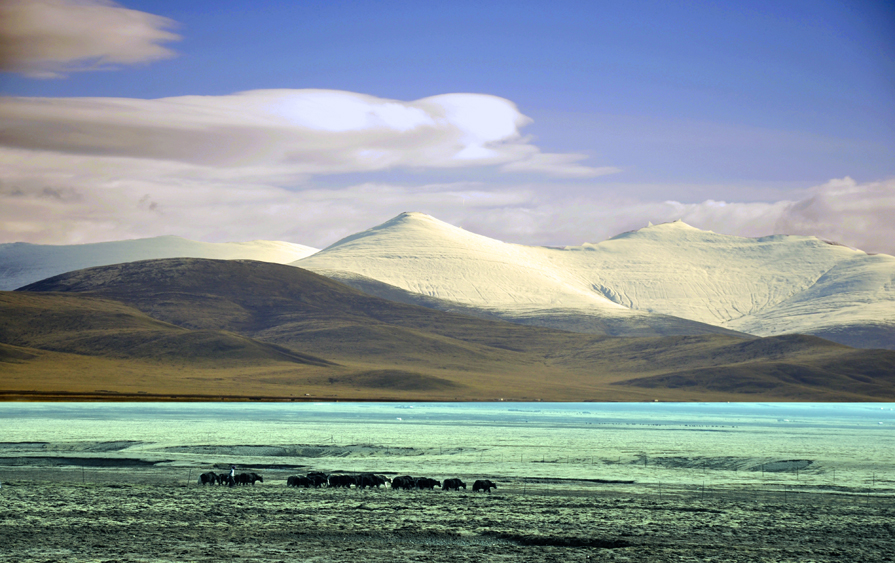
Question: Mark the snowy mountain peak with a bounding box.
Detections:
[301,213,628,311]
[603,220,715,244]
[378,211,468,235]
[644,219,702,231]
[297,213,895,347]
[321,211,493,253]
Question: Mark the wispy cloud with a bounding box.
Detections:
[773,177,895,253]
[495,177,895,256]
[590,177,895,256]
[0,89,613,178]
[500,153,620,178]
[0,88,614,245]
[0,0,179,78]
[2,148,892,260]
[0,87,889,256]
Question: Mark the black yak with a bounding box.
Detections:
[472,479,496,492]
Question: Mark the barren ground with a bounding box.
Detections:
[2,468,894,562]
[1,403,893,561]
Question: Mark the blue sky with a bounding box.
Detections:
[1,0,893,253]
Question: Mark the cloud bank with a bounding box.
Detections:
[0,89,610,179]
[0,0,179,77]
[0,88,890,256]
[460,177,895,256]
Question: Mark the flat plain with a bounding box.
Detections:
[1,403,893,561]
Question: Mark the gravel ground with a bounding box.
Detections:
[2,475,893,562]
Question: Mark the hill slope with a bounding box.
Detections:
[295,212,895,348]
[10,258,895,401]
[0,236,318,291]
[0,291,330,366]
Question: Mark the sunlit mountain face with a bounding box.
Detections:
[296,213,895,349]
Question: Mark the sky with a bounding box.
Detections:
[0,0,893,254]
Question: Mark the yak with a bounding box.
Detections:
[442,478,466,491]
[287,475,312,488]
[414,477,440,490]
[356,473,390,489]
[307,472,329,488]
[390,475,415,490]
[328,474,357,488]
[236,472,263,486]
[472,479,496,492]
[197,472,219,486]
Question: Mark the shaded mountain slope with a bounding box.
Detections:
[0,292,330,367]
[0,235,317,291]
[10,258,895,401]
[319,269,748,338]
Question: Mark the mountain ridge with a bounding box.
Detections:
[0,235,318,291]
[8,257,895,401]
[3,213,892,349]
[296,213,895,349]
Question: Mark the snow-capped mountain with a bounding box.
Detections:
[0,236,318,291]
[296,212,895,348]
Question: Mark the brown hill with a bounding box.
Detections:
[5,258,895,401]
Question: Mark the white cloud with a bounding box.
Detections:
[589,178,895,256]
[773,177,895,254]
[0,89,612,178]
[501,153,621,178]
[0,0,179,78]
[0,87,889,256]
[1,154,893,259]
[0,88,615,246]
[545,178,895,256]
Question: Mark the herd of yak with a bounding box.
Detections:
[197,470,496,492]
[198,471,264,487]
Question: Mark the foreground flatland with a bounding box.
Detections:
[1,473,893,562]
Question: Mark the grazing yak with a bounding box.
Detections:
[236,472,264,486]
[287,475,313,488]
[414,477,440,490]
[287,473,328,488]
[472,479,496,492]
[391,475,439,490]
[356,473,390,489]
[198,472,219,486]
[390,475,415,490]
[307,472,329,488]
[442,478,466,491]
[328,474,357,488]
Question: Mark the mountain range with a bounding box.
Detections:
[296,213,895,350]
[3,213,892,349]
[1,213,894,401]
[5,258,894,401]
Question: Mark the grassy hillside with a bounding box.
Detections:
[5,258,895,401]
[0,292,331,366]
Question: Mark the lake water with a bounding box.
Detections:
[2,402,894,490]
